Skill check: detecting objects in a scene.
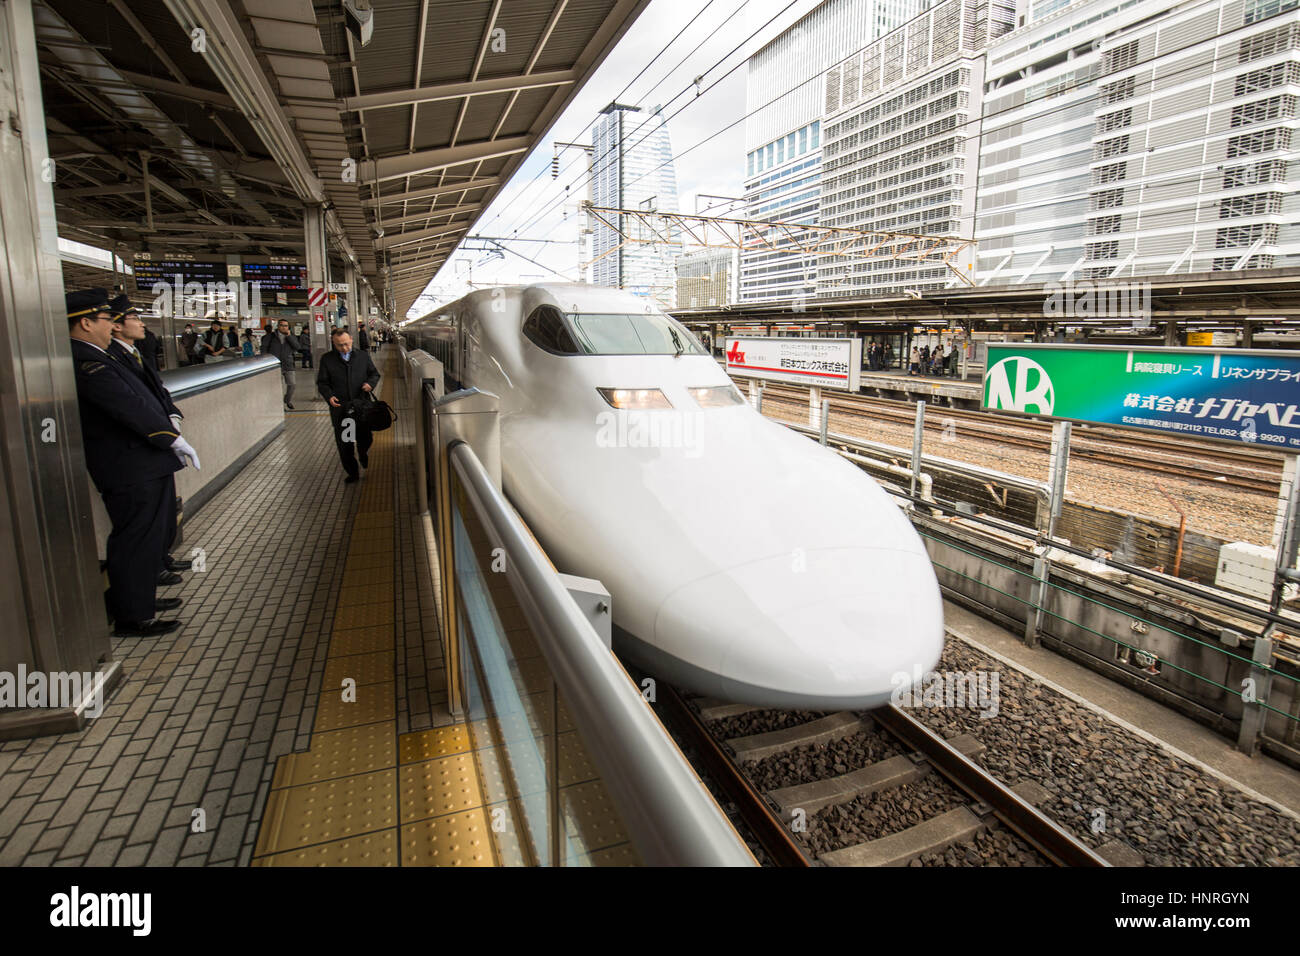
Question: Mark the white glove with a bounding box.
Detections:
[171,436,201,470]
[169,414,183,433]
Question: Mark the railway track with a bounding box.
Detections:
[756,382,1283,496]
[656,684,1109,867]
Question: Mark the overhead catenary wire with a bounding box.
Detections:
[502,12,1295,251]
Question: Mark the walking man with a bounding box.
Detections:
[261,318,301,410]
[316,328,380,483]
[68,289,200,637]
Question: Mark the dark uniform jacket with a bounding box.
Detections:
[71,339,181,492]
[261,330,301,371]
[109,339,181,419]
[316,348,380,410]
[140,328,163,371]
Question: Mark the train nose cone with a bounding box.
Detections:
[656,547,944,710]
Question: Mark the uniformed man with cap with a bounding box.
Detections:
[68,288,201,637]
[107,292,193,583]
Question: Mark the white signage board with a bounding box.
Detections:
[724,337,861,391]
[328,282,350,293]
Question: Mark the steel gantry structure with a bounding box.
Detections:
[581,203,979,288]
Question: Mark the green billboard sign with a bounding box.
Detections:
[982,343,1300,450]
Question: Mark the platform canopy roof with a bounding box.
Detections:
[37,0,648,316]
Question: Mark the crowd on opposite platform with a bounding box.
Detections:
[863,339,959,377]
[65,287,387,642]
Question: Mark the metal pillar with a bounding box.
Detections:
[0,0,122,739]
[808,386,821,428]
[304,203,329,359]
[910,401,925,499]
[1025,421,1071,647]
[343,261,356,334]
[818,399,829,445]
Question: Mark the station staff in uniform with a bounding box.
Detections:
[316,327,380,483]
[68,289,200,637]
[107,293,193,581]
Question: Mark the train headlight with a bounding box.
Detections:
[688,385,744,408]
[597,387,673,409]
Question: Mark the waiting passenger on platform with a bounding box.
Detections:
[106,293,193,588]
[263,318,302,410]
[241,330,255,357]
[199,320,231,362]
[67,288,200,637]
[317,328,380,484]
[180,323,199,366]
[909,346,920,376]
[297,325,314,368]
[357,325,370,351]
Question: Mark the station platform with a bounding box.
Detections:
[0,346,473,866]
[857,370,982,405]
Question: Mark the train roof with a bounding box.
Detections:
[406,283,669,328]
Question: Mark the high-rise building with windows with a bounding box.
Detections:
[817,0,1015,297]
[740,0,930,302]
[590,103,680,308]
[976,0,1300,284]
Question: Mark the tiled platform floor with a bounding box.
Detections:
[0,347,448,866]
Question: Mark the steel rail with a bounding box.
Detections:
[873,705,1110,867]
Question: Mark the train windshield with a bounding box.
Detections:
[567,313,706,355]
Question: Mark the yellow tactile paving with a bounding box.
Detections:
[251,361,492,866]
[312,680,397,732]
[271,723,397,789]
[254,768,398,856]
[332,602,395,630]
[336,582,392,608]
[252,829,399,867]
[400,809,497,867]
[327,624,396,656]
[399,753,484,823]
[399,725,472,764]
[322,650,395,688]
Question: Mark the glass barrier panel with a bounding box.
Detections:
[448,468,640,866]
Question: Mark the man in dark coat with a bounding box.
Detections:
[261,318,301,409]
[107,293,192,582]
[68,289,200,637]
[180,323,199,366]
[316,328,380,483]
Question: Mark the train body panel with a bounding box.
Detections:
[406,283,943,708]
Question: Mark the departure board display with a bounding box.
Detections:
[132,255,230,290]
[242,259,307,292]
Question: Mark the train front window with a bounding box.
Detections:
[567,313,707,355]
[522,306,579,354]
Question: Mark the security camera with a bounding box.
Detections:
[342,0,374,47]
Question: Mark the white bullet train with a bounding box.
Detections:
[406,283,943,710]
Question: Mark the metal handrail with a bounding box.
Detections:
[161,354,280,399]
[448,441,756,867]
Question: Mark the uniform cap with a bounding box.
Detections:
[66,288,110,319]
[109,293,140,320]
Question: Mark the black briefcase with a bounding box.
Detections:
[361,393,396,432]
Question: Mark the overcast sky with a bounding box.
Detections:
[407,0,823,314]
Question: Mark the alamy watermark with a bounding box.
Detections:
[151,278,262,318]
[890,666,1000,718]
[0,665,106,718]
[595,410,703,455]
[1043,280,1151,323]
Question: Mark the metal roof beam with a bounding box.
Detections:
[339,69,576,113]
[376,223,470,250]
[358,137,530,183]
[363,178,500,207]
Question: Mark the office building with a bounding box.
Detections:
[976,0,1300,285]
[816,0,1015,297]
[740,0,930,302]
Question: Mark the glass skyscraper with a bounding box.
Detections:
[590,104,681,309]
